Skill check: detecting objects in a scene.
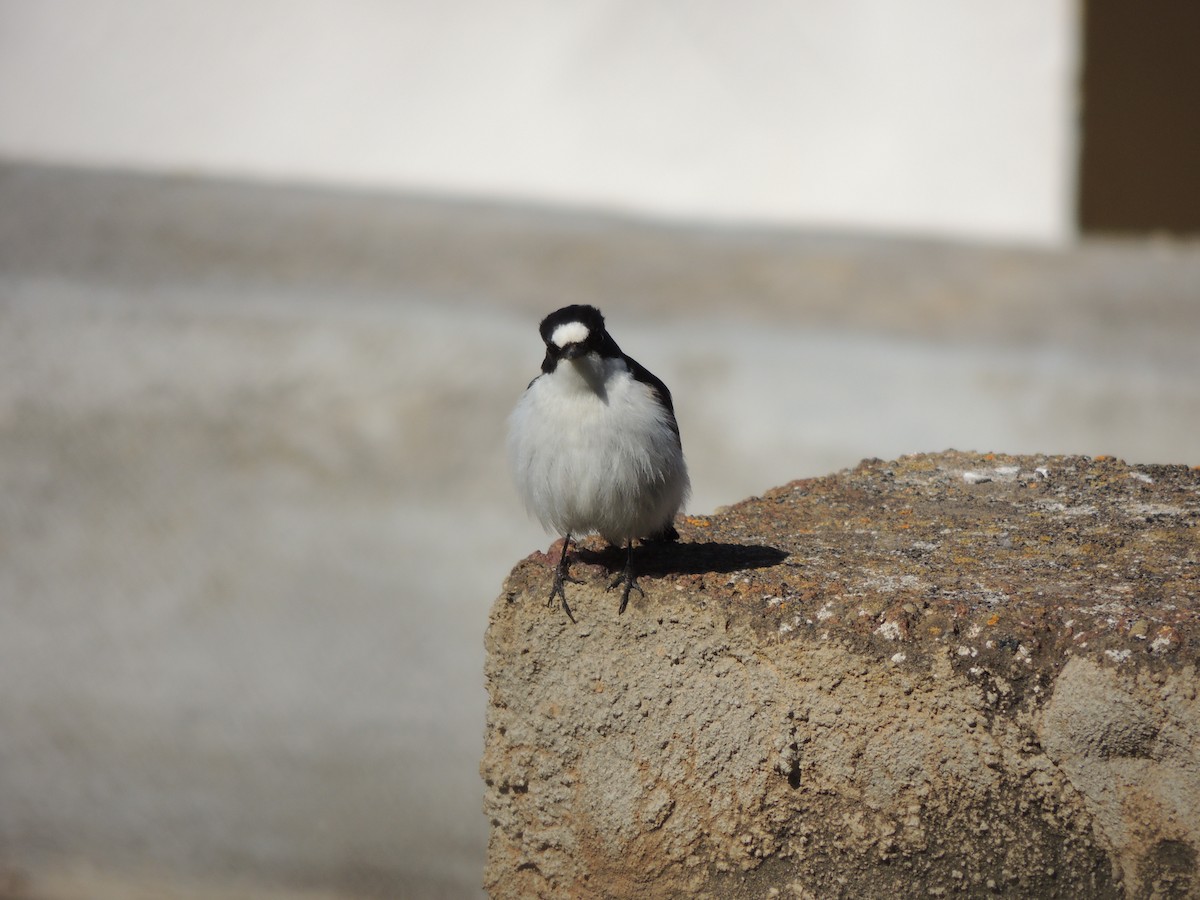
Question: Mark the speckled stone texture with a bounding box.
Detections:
[481,451,1200,898]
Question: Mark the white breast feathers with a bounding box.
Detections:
[507,355,689,544]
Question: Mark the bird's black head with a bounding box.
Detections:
[538,304,621,371]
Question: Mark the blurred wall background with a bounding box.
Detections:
[1,3,1198,899]
[0,0,1079,243]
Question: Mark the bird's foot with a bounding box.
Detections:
[606,568,645,615]
[548,555,581,623]
[547,540,578,624]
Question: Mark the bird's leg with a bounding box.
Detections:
[607,540,644,614]
[548,533,578,622]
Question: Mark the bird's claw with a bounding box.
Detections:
[548,553,580,622]
[548,576,577,623]
[606,570,644,615]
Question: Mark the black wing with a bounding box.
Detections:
[622,353,681,443]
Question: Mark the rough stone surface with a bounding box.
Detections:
[481,451,1200,898]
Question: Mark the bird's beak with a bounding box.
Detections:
[562,343,587,360]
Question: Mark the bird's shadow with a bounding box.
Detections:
[577,541,788,578]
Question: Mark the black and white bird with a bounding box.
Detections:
[507,305,690,621]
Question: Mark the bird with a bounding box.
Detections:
[507,304,690,621]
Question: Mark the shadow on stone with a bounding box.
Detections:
[578,540,788,578]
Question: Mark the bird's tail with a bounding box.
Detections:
[643,522,680,543]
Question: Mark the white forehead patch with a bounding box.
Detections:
[550,321,590,348]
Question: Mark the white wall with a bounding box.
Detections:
[0,0,1080,243]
